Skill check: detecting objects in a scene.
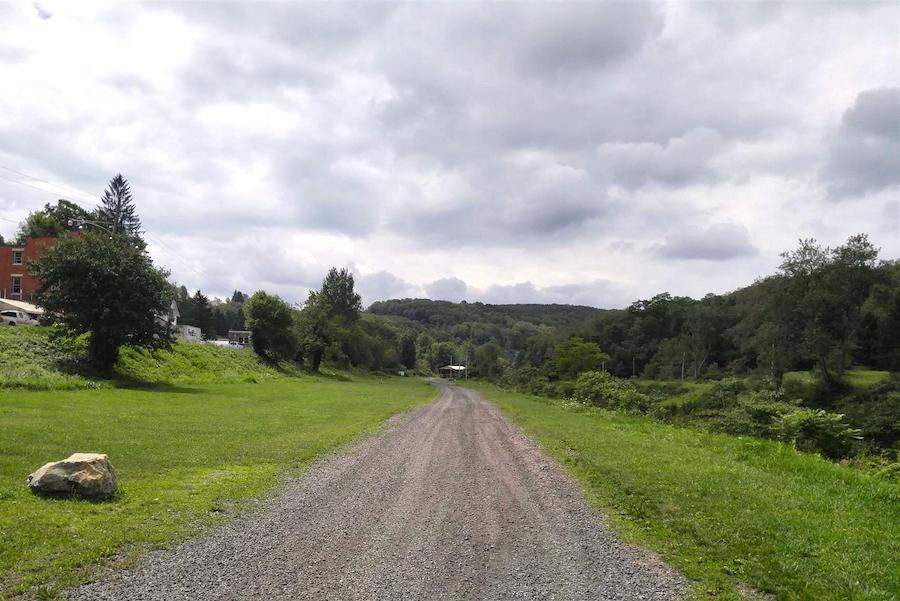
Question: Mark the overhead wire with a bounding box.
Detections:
[0,164,210,283]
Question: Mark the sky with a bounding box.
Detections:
[0,1,897,308]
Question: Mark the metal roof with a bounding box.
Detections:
[0,298,43,314]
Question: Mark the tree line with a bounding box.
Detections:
[372,235,899,386]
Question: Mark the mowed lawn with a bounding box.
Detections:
[469,382,900,601]
[0,376,436,599]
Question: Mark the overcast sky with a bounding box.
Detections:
[1,1,897,308]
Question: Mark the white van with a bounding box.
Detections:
[1,310,38,326]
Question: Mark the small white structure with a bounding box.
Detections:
[157,300,180,328]
[439,365,467,380]
[0,298,43,321]
[175,324,202,343]
[157,301,202,342]
[228,330,252,347]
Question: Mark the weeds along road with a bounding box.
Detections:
[71,382,686,601]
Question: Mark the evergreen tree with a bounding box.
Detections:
[192,290,215,340]
[96,174,142,235]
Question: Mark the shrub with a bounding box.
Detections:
[710,389,798,438]
[831,377,900,455]
[773,408,862,459]
[499,367,556,397]
[572,371,651,413]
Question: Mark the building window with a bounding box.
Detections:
[12,276,22,295]
[12,250,23,265]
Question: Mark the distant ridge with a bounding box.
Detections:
[367,298,600,329]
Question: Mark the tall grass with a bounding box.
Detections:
[469,382,900,601]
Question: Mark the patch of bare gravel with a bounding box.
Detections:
[69,383,688,600]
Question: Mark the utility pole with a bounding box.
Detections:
[632,356,636,378]
[464,349,468,381]
[681,352,685,381]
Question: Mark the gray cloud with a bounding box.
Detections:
[657,223,757,261]
[354,270,421,307]
[480,279,629,309]
[0,2,897,305]
[596,128,725,189]
[823,87,900,200]
[425,277,468,303]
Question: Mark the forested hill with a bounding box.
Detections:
[367,299,600,329]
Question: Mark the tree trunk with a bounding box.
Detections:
[89,333,120,372]
[819,355,833,386]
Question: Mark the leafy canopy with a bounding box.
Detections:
[243,291,296,360]
[553,337,609,380]
[15,199,89,242]
[30,232,173,370]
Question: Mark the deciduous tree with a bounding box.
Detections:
[31,232,173,370]
[243,291,296,360]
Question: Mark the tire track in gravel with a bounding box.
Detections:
[70,381,687,601]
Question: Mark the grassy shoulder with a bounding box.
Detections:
[467,381,900,601]
[0,326,302,390]
[0,375,437,599]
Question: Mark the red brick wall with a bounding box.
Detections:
[0,237,60,301]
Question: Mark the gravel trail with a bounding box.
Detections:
[70,382,687,601]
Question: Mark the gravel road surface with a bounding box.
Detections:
[71,382,687,601]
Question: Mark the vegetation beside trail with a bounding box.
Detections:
[469,382,900,601]
[0,326,302,390]
[0,376,436,599]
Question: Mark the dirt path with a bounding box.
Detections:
[71,382,687,600]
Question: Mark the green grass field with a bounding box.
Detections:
[783,368,891,390]
[468,381,900,601]
[0,376,437,599]
[0,326,303,390]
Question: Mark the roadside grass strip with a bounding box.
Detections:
[469,382,900,601]
[0,377,437,599]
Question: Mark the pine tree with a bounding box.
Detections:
[97,174,142,235]
[192,290,215,340]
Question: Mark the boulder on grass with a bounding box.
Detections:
[27,453,118,499]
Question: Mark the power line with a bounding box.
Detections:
[0,165,210,283]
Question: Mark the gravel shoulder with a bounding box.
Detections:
[70,381,687,601]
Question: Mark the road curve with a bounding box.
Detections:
[71,382,686,601]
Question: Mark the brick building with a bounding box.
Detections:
[0,237,59,301]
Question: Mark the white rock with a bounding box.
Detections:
[27,453,118,499]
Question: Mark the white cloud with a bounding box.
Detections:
[0,2,897,308]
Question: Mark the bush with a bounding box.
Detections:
[572,371,651,413]
[709,389,798,438]
[499,367,556,397]
[773,408,862,459]
[832,377,900,455]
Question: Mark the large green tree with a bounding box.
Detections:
[243,291,296,360]
[191,290,215,340]
[31,232,173,370]
[320,267,362,320]
[779,235,881,384]
[294,268,365,372]
[16,199,90,242]
[552,337,609,380]
[294,290,331,371]
[475,342,503,378]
